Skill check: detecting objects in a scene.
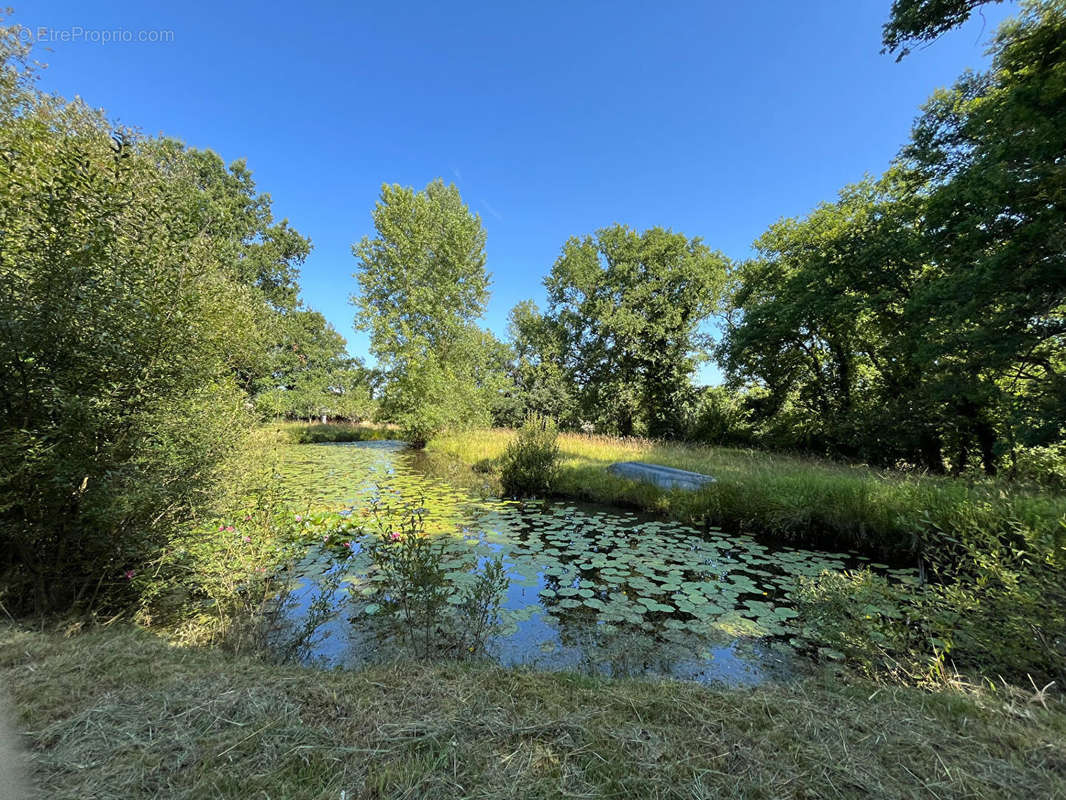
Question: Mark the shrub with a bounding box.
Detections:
[355,507,507,658]
[499,415,561,497]
[0,48,269,613]
[1014,442,1066,491]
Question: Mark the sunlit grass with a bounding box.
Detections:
[270,420,399,444]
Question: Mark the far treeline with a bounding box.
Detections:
[357,0,1065,482]
[0,0,1063,612]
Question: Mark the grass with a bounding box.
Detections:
[3,623,1066,799]
[271,420,401,444]
[427,429,1066,560]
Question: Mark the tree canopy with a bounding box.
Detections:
[882,0,1007,59]
[351,180,503,443]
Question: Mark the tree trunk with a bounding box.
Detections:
[919,429,946,474]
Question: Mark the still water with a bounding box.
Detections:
[274,441,913,685]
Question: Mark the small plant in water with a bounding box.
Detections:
[499,414,560,498]
[357,505,508,658]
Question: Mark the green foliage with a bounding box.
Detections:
[500,300,579,427]
[276,422,394,444]
[1014,442,1066,491]
[541,225,728,438]
[353,179,489,363]
[253,309,375,422]
[385,351,494,446]
[351,180,507,443]
[357,508,508,658]
[499,415,561,497]
[721,3,1066,475]
[0,26,349,614]
[882,0,1004,60]
[0,35,271,612]
[684,386,755,446]
[798,552,1066,686]
[795,569,940,678]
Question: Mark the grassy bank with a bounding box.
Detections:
[3,623,1065,799]
[427,429,1066,561]
[272,420,400,444]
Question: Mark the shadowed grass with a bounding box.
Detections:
[3,623,1065,799]
[427,429,1066,560]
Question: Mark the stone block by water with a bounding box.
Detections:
[606,461,716,491]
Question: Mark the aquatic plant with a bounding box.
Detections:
[499,414,560,498]
[355,505,508,658]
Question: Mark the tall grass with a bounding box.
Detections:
[272,420,399,444]
[428,429,1066,561]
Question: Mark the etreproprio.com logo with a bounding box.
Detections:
[17,26,175,45]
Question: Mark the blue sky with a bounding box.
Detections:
[16,1,1015,383]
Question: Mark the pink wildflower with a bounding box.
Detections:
[225,525,235,533]
[389,532,402,541]
[124,569,135,580]
[346,541,356,550]
[218,525,225,531]
[242,535,252,544]
[295,514,303,522]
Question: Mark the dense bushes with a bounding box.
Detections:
[1014,443,1066,492]
[499,415,560,498]
[0,30,297,613]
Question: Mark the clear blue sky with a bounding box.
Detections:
[16,1,1015,383]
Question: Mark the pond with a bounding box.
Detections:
[273,441,916,685]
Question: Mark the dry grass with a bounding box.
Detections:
[3,623,1066,799]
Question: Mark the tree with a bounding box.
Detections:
[252,309,374,421]
[722,2,1066,474]
[351,179,497,444]
[544,225,728,438]
[0,28,272,610]
[900,0,1066,471]
[882,0,1006,60]
[148,139,311,312]
[718,175,941,464]
[502,300,577,427]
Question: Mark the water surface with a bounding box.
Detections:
[275,441,914,685]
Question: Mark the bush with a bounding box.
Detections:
[0,35,267,613]
[499,415,560,498]
[355,507,507,658]
[1014,442,1066,491]
[685,386,755,446]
